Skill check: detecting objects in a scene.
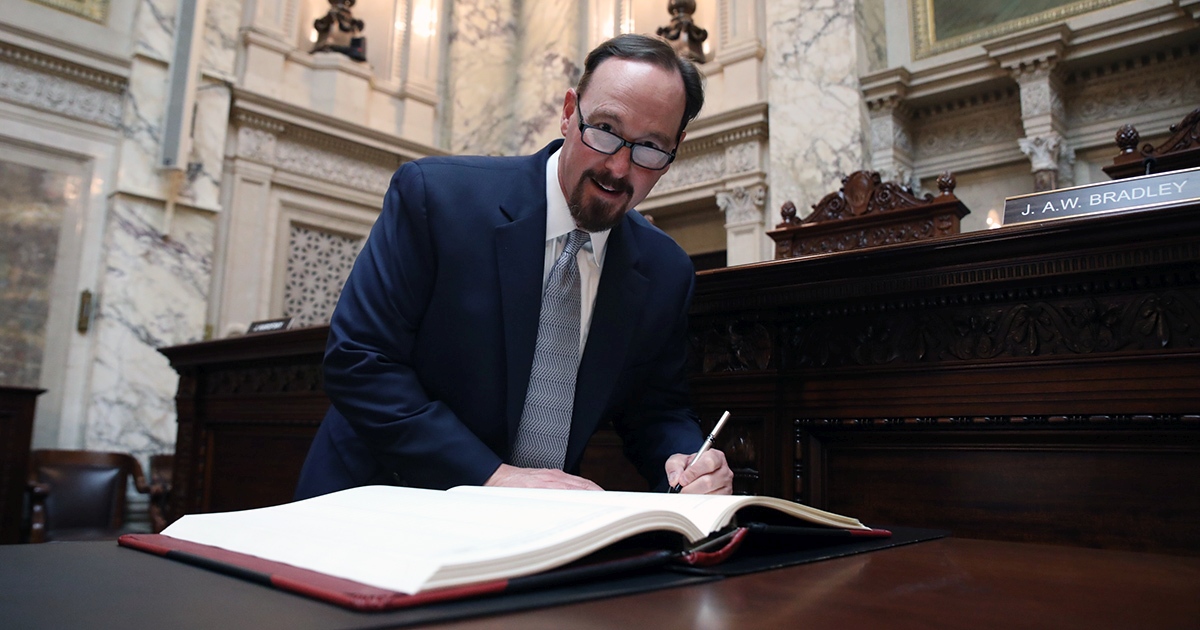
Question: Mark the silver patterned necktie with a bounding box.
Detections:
[511,229,590,469]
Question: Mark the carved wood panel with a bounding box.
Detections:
[161,328,329,520]
[795,416,1200,554]
[687,200,1200,551]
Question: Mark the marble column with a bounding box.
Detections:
[1014,62,1068,191]
[984,21,1072,195]
[716,184,768,266]
[446,0,517,154]
[86,198,214,454]
[765,0,870,221]
[446,0,581,156]
[511,0,583,155]
[239,0,300,99]
[80,0,239,457]
[396,0,442,144]
[211,120,280,337]
[868,93,915,190]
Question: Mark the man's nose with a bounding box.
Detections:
[604,145,633,178]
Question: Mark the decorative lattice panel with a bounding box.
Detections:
[283,224,363,328]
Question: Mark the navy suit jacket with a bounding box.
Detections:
[294,140,703,498]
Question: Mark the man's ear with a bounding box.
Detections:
[662,130,686,174]
[561,89,577,136]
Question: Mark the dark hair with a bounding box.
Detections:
[576,34,704,139]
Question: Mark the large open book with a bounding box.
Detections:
[138,485,879,598]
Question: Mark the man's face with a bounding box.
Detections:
[557,58,688,232]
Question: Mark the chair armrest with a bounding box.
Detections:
[131,468,151,495]
[149,482,173,532]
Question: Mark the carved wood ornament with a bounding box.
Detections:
[1104,106,1200,179]
[769,170,969,259]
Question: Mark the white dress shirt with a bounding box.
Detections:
[542,149,610,352]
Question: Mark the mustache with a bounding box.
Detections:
[584,169,633,197]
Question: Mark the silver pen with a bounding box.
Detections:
[668,410,731,493]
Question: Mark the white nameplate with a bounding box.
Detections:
[247,317,293,334]
[1003,166,1199,226]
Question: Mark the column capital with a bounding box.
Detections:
[1018,132,1063,172]
[716,182,770,266]
[716,184,768,226]
[1019,132,1065,191]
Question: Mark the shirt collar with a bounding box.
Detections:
[545,149,610,264]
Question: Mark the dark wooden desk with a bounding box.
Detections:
[156,326,651,519]
[688,199,1200,553]
[1,538,1196,629]
[158,327,330,519]
[441,538,1200,630]
[159,200,1200,553]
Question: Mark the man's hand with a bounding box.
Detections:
[484,463,604,490]
[665,449,733,494]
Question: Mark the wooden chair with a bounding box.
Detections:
[148,453,174,533]
[25,449,155,543]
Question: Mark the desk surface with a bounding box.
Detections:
[2,537,1197,629]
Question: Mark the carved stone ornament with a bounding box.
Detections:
[1104,106,1200,180]
[767,170,969,259]
[311,0,367,62]
[235,126,277,164]
[655,0,708,63]
[1018,133,1062,172]
[1013,63,1065,124]
[716,185,766,225]
[0,44,124,127]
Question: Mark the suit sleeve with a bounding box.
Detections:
[322,162,503,489]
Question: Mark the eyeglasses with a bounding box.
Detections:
[576,97,677,170]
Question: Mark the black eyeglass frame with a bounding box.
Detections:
[575,96,678,171]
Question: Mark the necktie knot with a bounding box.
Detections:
[563,229,589,259]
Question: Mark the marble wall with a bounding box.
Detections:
[445,0,519,154]
[857,0,887,74]
[510,0,583,155]
[77,0,241,458]
[85,199,213,455]
[445,0,582,156]
[765,0,870,220]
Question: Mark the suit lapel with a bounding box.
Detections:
[566,217,648,469]
[496,146,556,450]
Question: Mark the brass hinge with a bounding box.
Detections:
[76,290,94,334]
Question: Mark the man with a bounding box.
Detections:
[294,34,733,499]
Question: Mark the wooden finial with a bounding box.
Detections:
[936,171,956,196]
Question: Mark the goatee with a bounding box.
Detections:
[568,168,633,232]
